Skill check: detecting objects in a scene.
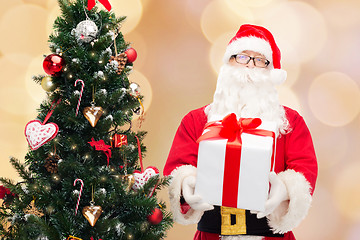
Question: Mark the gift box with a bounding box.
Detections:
[194,114,277,212]
[111,134,128,148]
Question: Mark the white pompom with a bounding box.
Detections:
[269,69,287,85]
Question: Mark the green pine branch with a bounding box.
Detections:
[8,157,33,182]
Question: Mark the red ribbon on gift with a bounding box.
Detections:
[197,113,276,208]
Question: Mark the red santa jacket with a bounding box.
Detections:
[164,106,318,240]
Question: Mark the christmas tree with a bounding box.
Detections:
[0,0,173,239]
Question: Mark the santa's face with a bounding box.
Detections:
[228,50,270,69]
[207,51,289,134]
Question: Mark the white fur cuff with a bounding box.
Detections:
[168,165,205,225]
[267,169,312,234]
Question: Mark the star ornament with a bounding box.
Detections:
[23,200,44,218]
[88,0,112,11]
[88,138,112,166]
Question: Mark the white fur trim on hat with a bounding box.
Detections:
[168,165,205,225]
[267,169,313,234]
[223,36,273,66]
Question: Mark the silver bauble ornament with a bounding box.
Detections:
[74,20,98,43]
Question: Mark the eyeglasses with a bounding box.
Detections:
[231,54,270,68]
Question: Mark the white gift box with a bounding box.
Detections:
[195,121,277,212]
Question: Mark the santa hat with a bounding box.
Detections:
[223,24,287,84]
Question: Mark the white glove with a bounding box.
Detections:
[182,175,214,211]
[252,172,289,219]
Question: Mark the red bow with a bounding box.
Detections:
[88,0,112,11]
[219,113,262,142]
[88,138,112,166]
[197,113,276,170]
[198,113,263,143]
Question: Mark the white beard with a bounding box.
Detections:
[206,64,289,134]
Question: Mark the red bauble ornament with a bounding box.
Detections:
[125,48,137,63]
[147,208,163,225]
[43,54,65,75]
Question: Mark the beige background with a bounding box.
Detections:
[1,0,360,239]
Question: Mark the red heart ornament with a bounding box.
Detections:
[132,166,159,197]
[25,120,59,150]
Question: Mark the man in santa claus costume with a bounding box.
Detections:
[163,24,318,240]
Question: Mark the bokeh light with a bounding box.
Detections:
[201,0,253,43]
[0,4,49,56]
[0,122,28,154]
[46,1,61,36]
[0,122,29,181]
[259,1,327,63]
[308,72,360,127]
[312,21,360,77]
[22,0,49,8]
[225,0,283,8]
[294,186,343,239]
[311,0,360,10]
[322,2,360,28]
[0,54,40,115]
[25,55,47,103]
[276,86,301,113]
[312,125,348,169]
[209,32,234,74]
[0,1,22,17]
[333,161,360,220]
[0,87,39,116]
[185,0,210,31]
[346,220,360,240]
[110,0,143,35]
[46,0,58,9]
[275,38,301,87]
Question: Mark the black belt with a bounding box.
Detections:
[197,206,284,237]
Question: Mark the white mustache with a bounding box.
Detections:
[219,65,271,84]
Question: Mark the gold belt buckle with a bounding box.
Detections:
[220,206,246,235]
[66,236,82,240]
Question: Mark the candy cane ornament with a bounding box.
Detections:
[73,178,84,215]
[74,79,85,116]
